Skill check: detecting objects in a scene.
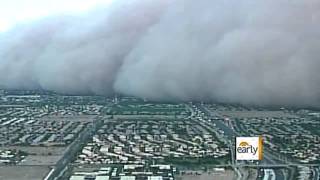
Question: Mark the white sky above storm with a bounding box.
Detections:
[0,0,114,32]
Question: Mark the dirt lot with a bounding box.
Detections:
[2,146,66,156]
[0,166,51,180]
[176,170,235,180]
[19,155,62,165]
[1,146,66,165]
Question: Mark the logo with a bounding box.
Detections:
[236,136,263,160]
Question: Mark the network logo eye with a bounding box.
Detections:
[236,137,263,161]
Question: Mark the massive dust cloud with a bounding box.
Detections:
[0,0,319,107]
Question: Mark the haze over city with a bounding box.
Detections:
[0,0,319,107]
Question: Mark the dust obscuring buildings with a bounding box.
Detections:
[0,0,319,107]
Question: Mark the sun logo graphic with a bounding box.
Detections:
[239,141,250,146]
[236,136,263,160]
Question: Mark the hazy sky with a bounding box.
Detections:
[0,0,319,107]
[0,0,114,32]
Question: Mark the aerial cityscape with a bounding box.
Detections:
[0,90,319,180]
